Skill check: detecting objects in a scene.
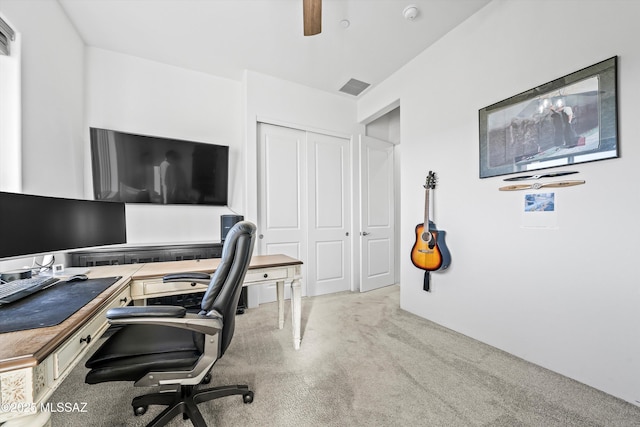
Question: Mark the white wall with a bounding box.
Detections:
[85,48,244,244]
[0,0,84,198]
[0,12,21,193]
[365,106,400,144]
[359,0,640,406]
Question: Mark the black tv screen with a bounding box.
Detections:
[0,191,126,260]
[90,128,229,205]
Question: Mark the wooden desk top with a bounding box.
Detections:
[0,254,302,373]
[0,264,141,373]
[132,254,303,280]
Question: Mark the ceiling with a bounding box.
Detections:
[58,0,491,97]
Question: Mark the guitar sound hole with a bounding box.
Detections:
[422,232,432,243]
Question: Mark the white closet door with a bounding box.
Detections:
[257,124,307,302]
[359,135,395,292]
[307,132,351,296]
[257,123,351,303]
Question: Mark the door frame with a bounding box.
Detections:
[250,115,399,301]
[356,102,401,291]
[358,135,396,292]
[253,119,356,304]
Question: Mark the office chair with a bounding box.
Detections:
[85,221,256,427]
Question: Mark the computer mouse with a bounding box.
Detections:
[67,274,89,282]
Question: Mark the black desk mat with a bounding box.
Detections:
[0,276,121,334]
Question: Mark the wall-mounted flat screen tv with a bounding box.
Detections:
[90,128,228,205]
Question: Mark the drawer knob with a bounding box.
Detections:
[120,297,128,304]
[191,282,197,287]
[263,273,268,278]
[80,334,92,344]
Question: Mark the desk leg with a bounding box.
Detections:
[276,280,285,329]
[291,278,301,350]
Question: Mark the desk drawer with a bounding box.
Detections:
[244,268,287,284]
[143,279,208,297]
[53,286,131,380]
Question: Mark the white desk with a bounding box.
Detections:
[129,254,303,349]
[0,255,303,426]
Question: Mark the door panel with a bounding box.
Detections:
[307,132,350,296]
[360,135,395,292]
[264,132,301,230]
[258,124,306,303]
[264,242,301,259]
[315,240,344,281]
[367,238,391,277]
[314,142,343,227]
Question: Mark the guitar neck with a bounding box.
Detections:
[424,187,430,225]
[422,171,436,226]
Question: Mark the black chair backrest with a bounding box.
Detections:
[199,221,256,355]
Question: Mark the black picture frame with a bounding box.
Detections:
[479,56,618,179]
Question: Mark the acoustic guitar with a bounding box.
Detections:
[410,171,451,291]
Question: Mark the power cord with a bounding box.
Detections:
[32,255,55,274]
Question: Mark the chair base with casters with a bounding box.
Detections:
[131,382,253,427]
[84,221,257,427]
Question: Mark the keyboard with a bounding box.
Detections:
[0,276,60,306]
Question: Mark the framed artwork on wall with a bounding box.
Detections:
[479,56,618,179]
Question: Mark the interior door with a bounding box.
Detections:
[258,124,352,301]
[257,124,306,302]
[307,132,351,296]
[359,135,395,292]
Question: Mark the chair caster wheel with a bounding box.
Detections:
[134,405,148,416]
[202,373,211,384]
[243,391,254,404]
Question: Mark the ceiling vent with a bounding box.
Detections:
[339,78,371,96]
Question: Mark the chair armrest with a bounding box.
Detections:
[106,305,186,320]
[107,307,223,336]
[163,272,211,284]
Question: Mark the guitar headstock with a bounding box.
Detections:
[424,171,437,189]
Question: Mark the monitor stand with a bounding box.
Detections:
[40,266,90,277]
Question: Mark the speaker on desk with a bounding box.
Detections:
[221,215,244,242]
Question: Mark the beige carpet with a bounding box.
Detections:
[50,285,640,426]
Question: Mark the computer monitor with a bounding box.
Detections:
[0,191,127,260]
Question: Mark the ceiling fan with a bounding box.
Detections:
[303,0,322,36]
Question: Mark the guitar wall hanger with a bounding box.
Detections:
[411,171,451,292]
[499,179,585,191]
